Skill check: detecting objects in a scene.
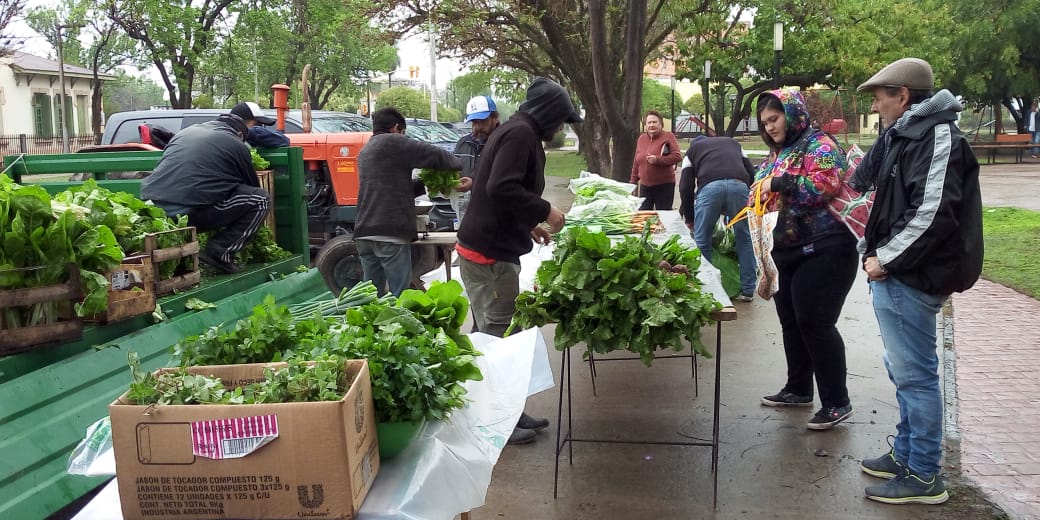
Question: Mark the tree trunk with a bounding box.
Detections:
[91,79,103,144]
[571,110,613,176]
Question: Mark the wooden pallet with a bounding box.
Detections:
[0,265,83,356]
[145,227,201,296]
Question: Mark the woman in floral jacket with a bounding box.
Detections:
[753,89,858,431]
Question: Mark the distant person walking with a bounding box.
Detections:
[630,110,682,210]
[853,58,983,505]
[1029,101,1040,159]
[678,135,757,301]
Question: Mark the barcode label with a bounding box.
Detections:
[191,415,279,460]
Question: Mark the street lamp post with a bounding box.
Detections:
[773,22,784,88]
[704,60,712,134]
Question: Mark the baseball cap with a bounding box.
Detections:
[465,95,497,122]
[857,58,934,92]
[230,101,276,125]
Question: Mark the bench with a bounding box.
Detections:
[972,133,1034,164]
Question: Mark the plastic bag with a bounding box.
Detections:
[567,171,637,196]
[731,180,779,300]
[827,144,874,239]
[66,416,116,477]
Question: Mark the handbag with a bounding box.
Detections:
[730,180,779,300]
[826,144,874,239]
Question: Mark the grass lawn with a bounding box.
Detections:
[981,206,1040,299]
[544,149,588,179]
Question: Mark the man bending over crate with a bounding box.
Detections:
[141,113,268,274]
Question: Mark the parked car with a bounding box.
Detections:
[404,118,461,152]
[100,108,373,145]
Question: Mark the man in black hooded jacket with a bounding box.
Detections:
[456,77,581,445]
[141,114,268,274]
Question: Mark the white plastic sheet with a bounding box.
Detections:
[70,328,553,520]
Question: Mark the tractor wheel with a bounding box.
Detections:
[315,235,363,295]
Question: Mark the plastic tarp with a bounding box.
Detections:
[70,328,553,520]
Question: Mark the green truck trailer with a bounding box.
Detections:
[0,147,334,518]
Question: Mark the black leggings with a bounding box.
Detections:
[772,239,858,408]
[638,183,675,210]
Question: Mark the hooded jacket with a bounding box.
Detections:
[850,89,983,295]
[753,89,851,252]
[456,112,552,264]
[141,119,257,215]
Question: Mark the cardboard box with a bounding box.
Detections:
[110,359,380,520]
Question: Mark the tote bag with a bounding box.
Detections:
[730,180,779,300]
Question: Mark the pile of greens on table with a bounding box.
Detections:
[158,280,483,421]
[510,226,721,366]
[0,177,187,327]
[565,173,642,234]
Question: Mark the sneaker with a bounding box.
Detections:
[734,293,754,302]
[517,412,549,431]
[865,468,949,505]
[861,437,905,479]
[807,404,853,430]
[199,248,242,274]
[761,390,814,407]
[507,427,537,445]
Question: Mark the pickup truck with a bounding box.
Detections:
[0,147,334,518]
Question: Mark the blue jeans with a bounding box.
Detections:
[870,276,947,477]
[1031,130,1040,156]
[693,179,756,296]
[357,239,412,296]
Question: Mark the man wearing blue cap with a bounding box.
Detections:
[451,95,501,227]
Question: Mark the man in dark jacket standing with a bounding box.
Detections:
[450,95,500,227]
[853,58,983,506]
[679,135,757,301]
[456,77,579,445]
[354,107,461,296]
[141,113,267,274]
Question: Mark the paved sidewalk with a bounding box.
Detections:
[952,280,1040,519]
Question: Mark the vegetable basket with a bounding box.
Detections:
[144,226,200,296]
[0,264,84,356]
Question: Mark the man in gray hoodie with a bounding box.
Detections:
[354,107,462,296]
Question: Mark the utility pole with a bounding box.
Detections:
[428,26,438,122]
[55,22,80,153]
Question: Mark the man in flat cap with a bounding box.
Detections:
[852,58,982,505]
[456,77,579,445]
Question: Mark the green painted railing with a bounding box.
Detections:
[0,147,330,518]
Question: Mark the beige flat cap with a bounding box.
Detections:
[857,58,933,92]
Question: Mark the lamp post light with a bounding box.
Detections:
[773,21,784,88]
[704,60,712,134]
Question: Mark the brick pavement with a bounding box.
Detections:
[952,279,1040,519]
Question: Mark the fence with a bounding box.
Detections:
[0,134,98,164]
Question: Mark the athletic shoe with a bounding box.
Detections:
[199,248,242,274]
[734,293,754,302]
[761,390,813,407]
[865,468,949,505]
[861,437,905,479]
[807,404,853,430]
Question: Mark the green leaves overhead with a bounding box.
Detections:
[511,227,721,366]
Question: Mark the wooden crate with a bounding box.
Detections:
[0,265,84,356]
[85,255,156,324]
[257,169,277,239]
[144,227,201,296]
